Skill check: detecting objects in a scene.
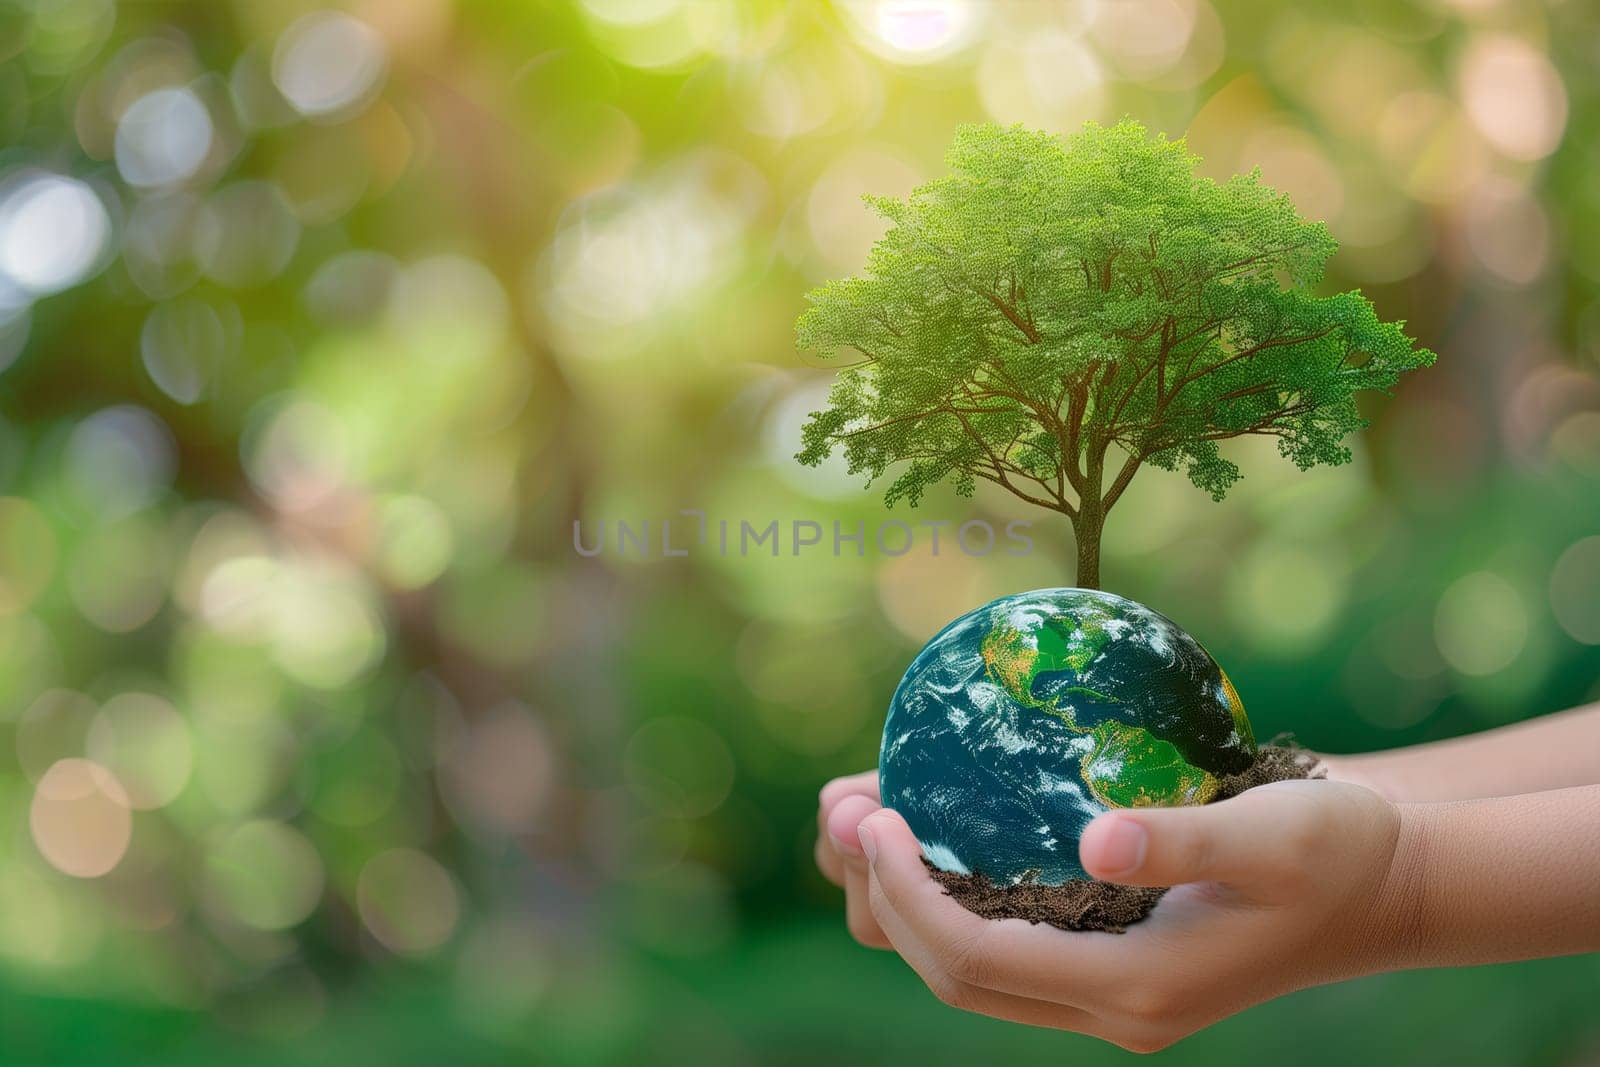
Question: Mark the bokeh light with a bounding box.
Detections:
[540,153,765,357]
[114,86,214,188]
[271,12,388,120]
[67,515,169,631]
[437,704,553,837]
[852,0,982,64]
[140,297,225,403]
[357,848,460,956]
[304,249,396,325]
[1245,125,1344,225]
[244,400,349,514]
[805,147,921,274]
[1550,537,1600,644]
[194,180,300,287]
[0,171,110,296]
[1458,35,1567,162]
[975,30,1104,133]
[1434,571,1528,676]
[25,0,117,76]
[121,191,203,299]
[86,692,192,809]
[202,819,325,931]
[575,0,737,70]
[1463,177,1549,286]
[1226,541,1348,655]
[60,405,177,519]
[266,564,385,689]
[29,758,133,878]
[373,494,454,589]
[1090,0,1197,81]
[874,545,991,645]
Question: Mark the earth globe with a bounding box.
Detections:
[879,588,1257,885]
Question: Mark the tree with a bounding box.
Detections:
[794,121,1436,588]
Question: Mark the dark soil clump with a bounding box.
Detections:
[1212,741,1320,800]
[925,867,1166,933]
[925,742,1321,934]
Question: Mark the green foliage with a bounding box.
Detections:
[796,121,1436,583]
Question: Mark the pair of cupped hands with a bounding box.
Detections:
[814,764,1416,1053]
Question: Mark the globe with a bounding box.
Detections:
[879,588,1257,885]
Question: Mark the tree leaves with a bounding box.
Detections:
[794,120,1436,571]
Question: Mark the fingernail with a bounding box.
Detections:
[857,823,878,864]
[1097,817,1148,876]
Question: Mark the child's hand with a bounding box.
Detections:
[826,778,1413,1052]
[814,770,891,948]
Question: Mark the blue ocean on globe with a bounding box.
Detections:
[879,588,1257,885]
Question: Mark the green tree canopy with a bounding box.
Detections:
[795,120,1436,587]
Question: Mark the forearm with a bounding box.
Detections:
[1380,785,1600,970]
[1325,703,1600,802]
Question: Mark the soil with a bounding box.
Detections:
[924,742,1321,934]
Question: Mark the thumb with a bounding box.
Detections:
[1079,780,1352,896]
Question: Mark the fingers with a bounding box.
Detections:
[831,794,890,947]
[826,794,882,860]
[813,774,889,948]
[820,770,880,813]
[858,809,1130,1002]
[816,792,880,890]
[857,808,990,960]
[888,950,1104,1035]
[855,813,1103,1033]
[843,862,890,948]
[1079,779,1363,902]
[814,771,880,887]
[851,785,1396,1053]
[813,833,844,887]
[856,809,1209,1052]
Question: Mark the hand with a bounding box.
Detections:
[814,770,891,948]
[812,757,1370,950]
[830,778,1413,1052]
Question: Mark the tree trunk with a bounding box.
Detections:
[1073,506,1103,589]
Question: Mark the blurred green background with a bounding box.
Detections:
[2,0,1599,1063]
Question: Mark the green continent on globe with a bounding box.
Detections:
[1082,720,1219,808]
[880,589,1256,883]
[977,602,1239,805]
[979,606,1122,720]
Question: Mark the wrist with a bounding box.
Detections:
[1369,801,1436,972]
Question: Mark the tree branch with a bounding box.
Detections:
[1164,326,1335,401]
[1101,449,1145,513]
[971,467,1076,518]
[941,402,1077,519]
[980,290,1042,345]
[836,408,940,439]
